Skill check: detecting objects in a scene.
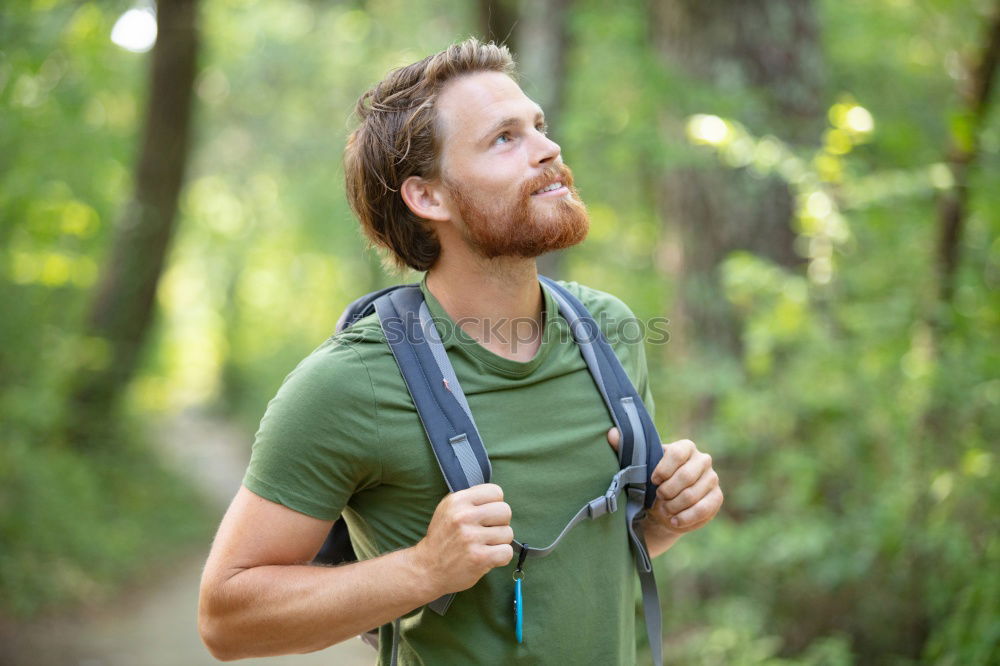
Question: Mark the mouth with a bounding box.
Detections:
[531,181,569,197]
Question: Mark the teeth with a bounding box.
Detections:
[534,182,563,194]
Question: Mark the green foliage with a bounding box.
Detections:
[0,417,212,617]
[1,0,998,663]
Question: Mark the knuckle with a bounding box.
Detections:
[470,547,489,568]
[677,487,694,505]
[458,523,476,543]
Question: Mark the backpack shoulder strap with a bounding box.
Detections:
[372,285,492,491]
[335,284,410,333]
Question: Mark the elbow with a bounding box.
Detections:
[198,587,243,661]
[199,609,237,661]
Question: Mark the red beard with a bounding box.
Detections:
[443,163,590,259]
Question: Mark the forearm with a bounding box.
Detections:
[199,546,436,660]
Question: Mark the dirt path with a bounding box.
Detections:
[1,410,374,666]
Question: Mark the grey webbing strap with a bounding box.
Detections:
[416,301,492,488]
[626,488,661,665]
[626,488,653,573]
[513,465,646,559]
[639,562,663,666]
[389,618,401,666]
[621,396,648,470]
[449,434,484,486]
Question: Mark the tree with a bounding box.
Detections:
[64,0,200,448]
[479,0,574,278]
[650,0,825,355]
[934,2,1000,311]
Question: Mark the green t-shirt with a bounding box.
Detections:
[244,277,655,665]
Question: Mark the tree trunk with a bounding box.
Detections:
[478,0,573,278]
[516,0,572,278]
[64,0,199,448]
[934,3,1000,311]
[477,0,519,48]
[651,0,824,356]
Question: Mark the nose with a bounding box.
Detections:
[531,129,561,167]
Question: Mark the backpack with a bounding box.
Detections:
[313,276,664,666]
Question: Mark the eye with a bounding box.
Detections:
[493,131,512,146]
[536,122,549,135]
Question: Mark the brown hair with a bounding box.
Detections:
[344,38,516,272]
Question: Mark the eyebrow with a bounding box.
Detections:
[479,110,546,145]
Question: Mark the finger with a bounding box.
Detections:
[484,543,514,567]
[663,468,718,515]
[650,439,696,485]
[658,452,711,501]
[607,427,620,454]
[460,483,504,505]
[476,501,513,527]
[481,524,515,546]
[669,487,723,529]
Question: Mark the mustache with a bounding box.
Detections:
[523,163,575,196]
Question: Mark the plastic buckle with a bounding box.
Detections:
[605,491,619,514]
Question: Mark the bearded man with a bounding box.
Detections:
[198,38,722,665]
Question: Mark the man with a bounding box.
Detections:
[198,38,722,664]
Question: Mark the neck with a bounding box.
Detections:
[425,251,543,362]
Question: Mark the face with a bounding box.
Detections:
[433,71,589,259]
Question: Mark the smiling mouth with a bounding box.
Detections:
[531,181,565,195]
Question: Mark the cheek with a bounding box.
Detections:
[455,153,527,199]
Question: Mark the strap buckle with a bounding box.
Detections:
[604,490,619,514]
[587,484,620,518]
[602,475,622,514]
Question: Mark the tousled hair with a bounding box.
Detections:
[344,38,517,272]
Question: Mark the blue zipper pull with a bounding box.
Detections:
[513,544,528,643]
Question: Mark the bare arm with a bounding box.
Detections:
[198,484,513,661]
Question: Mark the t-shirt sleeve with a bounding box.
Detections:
[242,337,382,521]
[558,281,656,423]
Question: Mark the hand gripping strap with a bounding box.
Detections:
[373,287,491,492]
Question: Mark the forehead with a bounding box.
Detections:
[435,71,541,149]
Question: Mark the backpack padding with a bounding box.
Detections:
[314,518,356,565]
[335,284,407,333]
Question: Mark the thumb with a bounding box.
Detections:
[606,427,620,454]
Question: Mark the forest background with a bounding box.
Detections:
[1,0,998,664]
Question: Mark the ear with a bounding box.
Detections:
[400,175,451,223]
